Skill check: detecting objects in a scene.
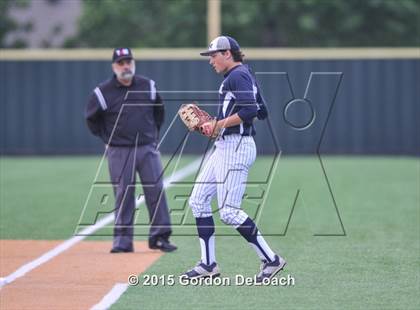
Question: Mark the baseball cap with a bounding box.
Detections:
[200,36,241,56]
[112,48,133,63]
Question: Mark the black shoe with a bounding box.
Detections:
[110,247,134,253]
[149,236,177,252]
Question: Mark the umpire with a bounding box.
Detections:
[85,48,177,253]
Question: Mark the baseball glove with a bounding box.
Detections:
[178,103,217,136]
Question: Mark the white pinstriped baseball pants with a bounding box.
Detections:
[189,134,256,226]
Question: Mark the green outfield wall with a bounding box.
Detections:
[0,48,418,155]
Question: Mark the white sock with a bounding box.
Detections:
[199,234,215,265]
[249,232,276,262]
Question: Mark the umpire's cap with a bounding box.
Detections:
[112,48,133,62]
[200,36,240,56]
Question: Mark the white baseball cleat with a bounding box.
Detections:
[255,255,286,283]
[183,261,220,279]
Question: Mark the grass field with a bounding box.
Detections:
[0,155,419,309]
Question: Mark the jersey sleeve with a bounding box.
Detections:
[230,71,258,122]
[255,82,268,120]
[85,91,106,141]
[149,79,165,131]
[153,92,165,131]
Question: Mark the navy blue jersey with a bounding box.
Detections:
[217,64,267,136]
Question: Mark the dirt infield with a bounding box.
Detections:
[0,240,163,310]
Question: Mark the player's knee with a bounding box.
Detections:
[219,214,232,225]
[219,206,248,226]
[188,195,200,209]
[189,196,211,218]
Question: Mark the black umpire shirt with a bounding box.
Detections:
[85,75,164,146]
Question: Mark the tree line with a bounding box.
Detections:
[2,0,419,48]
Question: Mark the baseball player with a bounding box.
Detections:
[182,36,286,283]
[85,48,177,253]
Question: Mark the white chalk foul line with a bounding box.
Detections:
[90,283,129,310]
[0,158,201,289]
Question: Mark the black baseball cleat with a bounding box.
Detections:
[149,236,177,252]
[110,246,134,253]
